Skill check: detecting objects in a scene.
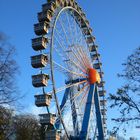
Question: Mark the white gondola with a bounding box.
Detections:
[99,90,106,97]
[73,1,78,9]
[97,81,105,88]
[46,130,60,140]
[77,6,82,15]
[38,10,53,22]
[101,108,107,115]
[64,0,69,6]
[93,62,102,69]
[42,2,56,12]
[91,53,100,61]
[32,37,48,51]
[102,116,107,125]
[81,12,86,21]
[99,72,104,78]
[31,54,48,68]
[69,0,74,6]
[34,21,49,35]
[86,36,95,44]
[82,27,92,36]
[32,74,49,87]
[89,45,98,52]
[35,94,52,107]
[39,113,56,125]
[100,99,107,106]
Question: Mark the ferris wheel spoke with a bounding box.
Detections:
[70,85,89,113]
[54,35,87,74]
[72,46,89,70]
[57,17,71,46]
[65,11,75,45]
[55,83,89,124]
[78,86,90,110]
[76,17,92,64]
[48,80,87,96]
[71,11,80,45]
[70,46,89,71]
[53,61,87,78]
[66,48,88,73]
[54,24,88,74]
[54,27,66,49]
[57,83,89,119]
[69,84,89,105]
[79,47,92,68]
[68,86,90,131]
[78,47,91,68]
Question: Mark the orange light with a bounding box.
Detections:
[88,68,101,84]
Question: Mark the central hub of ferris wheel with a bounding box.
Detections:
[88,68,101,84]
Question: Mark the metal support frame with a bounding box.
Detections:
[55,87,70,129]
[79,84,95,140]
[55,82,80,135]
[79,84,104,140]
[70,87,79,136]
[94,86,104,140]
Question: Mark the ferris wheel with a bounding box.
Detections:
[31,0,107,139]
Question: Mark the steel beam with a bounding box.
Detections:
[94,86,104,140]
[55,87,70,129]
[70,87,79,136]
[79,84,95,140]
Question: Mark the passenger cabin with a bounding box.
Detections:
[99,72,104,78]
[102,117,107,125]
[64,0,69,6]
[74,1,78,9]
[77,6,82,15]
[81,12,86,21]
[42,2,56,12]
[32,74,49,87]
[89,45,98,52]
[32,37,48,51]
[93,62,102,69]
[83,19,89,27]
[69,0,74,6]
[99,90,106,97]
[104,126,107,133]
[97,81,105,88]
[100,99,107,106]
[86,36,95,44]
[38,11,52,22]
[54,0,62,7]
[31,54,48,68]
[35,94,52,107]
[61,0,65,6]
[101,109,107,115]
[80,19,86,28]
[91,53,100,61]
[82,27,92,36]
[34,21,49,35]
[39,113,56,125]
[46,130,60,140]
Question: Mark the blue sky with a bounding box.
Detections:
[0,0,140,139]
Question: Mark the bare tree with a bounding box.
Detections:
[0,32,20,106]
[14,114,41,140]
[108,47,140,133]
[0,106,14,140]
